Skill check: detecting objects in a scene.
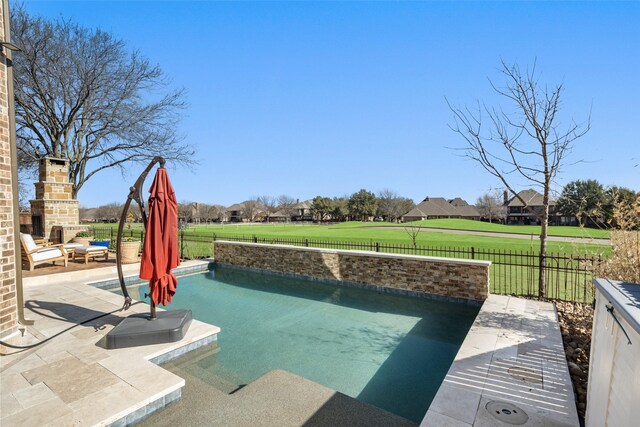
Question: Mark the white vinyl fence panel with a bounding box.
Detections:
[586,279,640,427]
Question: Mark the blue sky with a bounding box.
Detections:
[21,1,640,208]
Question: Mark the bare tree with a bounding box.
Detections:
[277,195,298,218]
[194,203,209,223]
[177,201,194,223]
[127,203,143,222]
[11,7,194,198]
[207,205,226,222]
[378,189,415,222]
[476,191,507,223]
[243,200,261,222]
[404,225,422,253]
[95,202,123,222]
[377,189,399,221]
[448,61,590,297]
[257,196,278,222]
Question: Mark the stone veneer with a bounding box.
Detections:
[0,1,17,337]
[215,241,490,302]
[30,157,83,242]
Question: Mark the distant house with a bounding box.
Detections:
[268,199,314,223]
[226,203,245,222]
[505,189,572,225]
[268,211,290,223]
[226,201,266,222]
[291,200,313,221]
[402,197,480,222]
[209,204,228,223]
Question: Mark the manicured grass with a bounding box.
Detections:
[96,221,601,302]
[93,221,610,256]
[335,219,611,239]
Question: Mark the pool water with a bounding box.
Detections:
[129,267,479,422]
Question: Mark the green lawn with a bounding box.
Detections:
[95,221,610,256]
[333,218,611,239]
[97,221,602,302]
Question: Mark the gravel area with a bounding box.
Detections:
[556,301,593,422]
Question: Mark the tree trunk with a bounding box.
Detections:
[538,196,550,299]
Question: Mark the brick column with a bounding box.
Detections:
[0,0,18,338]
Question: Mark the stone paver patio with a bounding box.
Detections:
[1,261,219,426]
[423,295,579,426]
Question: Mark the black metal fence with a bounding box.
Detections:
[91,227,599,303]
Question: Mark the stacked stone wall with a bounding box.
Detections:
[30,158,80,240]
[214,241,490,302]
[0,1,17,337]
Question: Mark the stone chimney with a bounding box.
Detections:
[29,157,85,242]
[503,191,509,206]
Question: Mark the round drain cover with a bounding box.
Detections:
[486,401,529,425]
[508,366,543,384]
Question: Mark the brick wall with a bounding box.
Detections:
[0,1,18,338]
[215,241,490,302]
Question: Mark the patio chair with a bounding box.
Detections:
[20,233,68,271]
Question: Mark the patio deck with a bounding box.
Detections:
[423,295,579,426]
[1,261,219,426]
[20,252,119,279]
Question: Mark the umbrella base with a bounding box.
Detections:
[106,309,192,349]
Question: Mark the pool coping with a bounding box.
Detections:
[216,240,492,267]
[88,261,214,290]
[422,295,579,426]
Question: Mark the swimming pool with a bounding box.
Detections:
[126,266,479,422]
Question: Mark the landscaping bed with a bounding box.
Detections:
[556,301,593,421]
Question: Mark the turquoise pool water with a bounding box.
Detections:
[128,267,479,422]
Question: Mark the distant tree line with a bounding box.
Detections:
[79,180,636,228]
[79,189,417,224]
[556,180,638,229]
[310,189,414,223]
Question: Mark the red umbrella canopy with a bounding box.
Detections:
[140,167,180,306]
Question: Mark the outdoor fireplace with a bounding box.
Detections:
[29,157,87,242]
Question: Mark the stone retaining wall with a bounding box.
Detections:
[214,241,490,302]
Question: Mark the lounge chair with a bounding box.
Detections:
[73,245,109,264]
[20,233,68,271]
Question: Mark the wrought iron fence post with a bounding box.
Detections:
[471,247,475,259]
[376,242,380,252]
[180,230,184,259]
[305,239,309,247]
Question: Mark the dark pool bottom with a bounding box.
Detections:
[130,266,479,423]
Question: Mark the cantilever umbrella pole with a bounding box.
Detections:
[116,156,166,319]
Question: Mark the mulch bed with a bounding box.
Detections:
[555,300,593,421]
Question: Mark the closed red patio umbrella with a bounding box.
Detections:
[140,167,180,311]
[108,158,192,349]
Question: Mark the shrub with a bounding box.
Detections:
[595,195,640,283]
